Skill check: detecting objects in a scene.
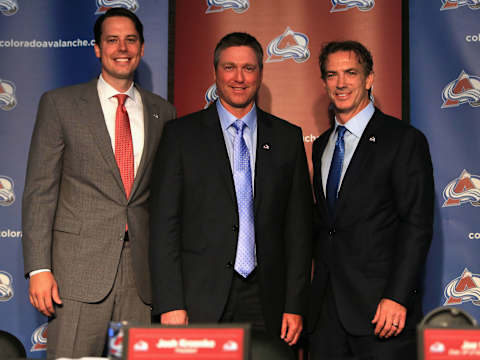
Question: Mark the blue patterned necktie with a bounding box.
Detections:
[232,120,255,278]
[326,126,347,217]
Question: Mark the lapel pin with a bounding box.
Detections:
[262,143,271,150]
[369,136,376,143]
[153,113,159,119]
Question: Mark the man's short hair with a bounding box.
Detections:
[318,40,373,79]
[94,7,144,46]
[214,32,264,70]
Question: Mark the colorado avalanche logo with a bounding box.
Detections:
[0,0,18,16]
[441,70,480,109]
[0,271,14,302]
[330,0,375,12]
[31,323,48,352]
[444,268,480,305]
[443,170,480,207]
[266,27,310,64]
[0,79,17,111]
[133,340,149,351]
[204,83,218,109]
[441,0,480,10]
[0,176,15,206]
[223,340,239,351]
[205,0,249,14]
[95,0,139,15]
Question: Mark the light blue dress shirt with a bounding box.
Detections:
[321,102,375,195]
[216,100,257,189]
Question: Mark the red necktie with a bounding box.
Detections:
[114,94,134,200]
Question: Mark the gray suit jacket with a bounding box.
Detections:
[22,78,176,304]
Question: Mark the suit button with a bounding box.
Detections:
[232,225,239,232]
[226,261,233,268]
[329,228,335,236]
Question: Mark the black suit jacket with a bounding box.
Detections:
[149,104,312,335]
[309,108,434,335]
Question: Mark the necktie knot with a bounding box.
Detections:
[337,125,346,142]
[115,94,128,107]
[232,119,246,135]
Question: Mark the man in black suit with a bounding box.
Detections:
[149,32,312,347]
[309,41,434,359]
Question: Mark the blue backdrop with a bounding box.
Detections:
[0,0,169,357]
[410,1,480,318]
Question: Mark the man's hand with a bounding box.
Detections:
[29,272,62,317]
[371,298,406,338]
[280,313,303,346]
[161,310,189,325]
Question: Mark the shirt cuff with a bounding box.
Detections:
[29,269,51,277]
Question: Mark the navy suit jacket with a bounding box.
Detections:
[309,108,434,335]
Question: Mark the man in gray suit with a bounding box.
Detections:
[21,8,175,359]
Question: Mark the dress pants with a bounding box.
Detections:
[309,279,417,360]
[46,238,150,360]
[220,270,295,360]
[220,269,267,332]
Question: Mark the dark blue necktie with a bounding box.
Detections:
[326,126,347,216]
[232,120,255,278]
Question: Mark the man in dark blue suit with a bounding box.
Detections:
[309,41,434,359]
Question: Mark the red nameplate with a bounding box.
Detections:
[423,328,480,359]
[123,325,249,360]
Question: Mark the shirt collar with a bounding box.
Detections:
[216,100,257,132]
[334,101,374,138]
[97,74,137,103]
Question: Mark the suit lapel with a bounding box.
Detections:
[314,128,333,221]
[253,108,273,214]
[201,105,237,204]
[129,87,155,200]
[79,78,125,193]
[336,110,381,215]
